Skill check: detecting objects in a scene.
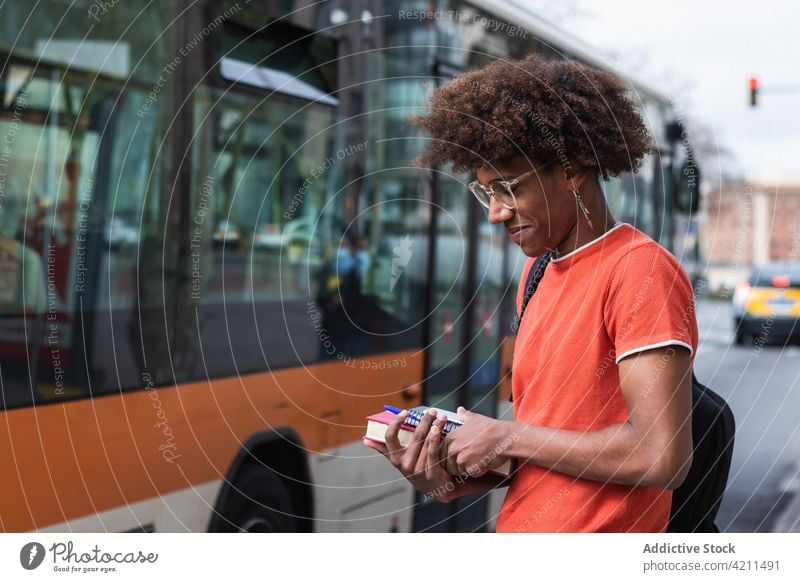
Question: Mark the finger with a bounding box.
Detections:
[442,436,461,476]
[425,417,446,480]
[413,436,430,476]
[446,456,461,476]
[438,422,450,463]
[363,438,388,456]
[384,409,409,464]
[466,463,486,478]
[418,414,446,477]
[403,408,438,470]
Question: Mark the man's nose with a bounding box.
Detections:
[487,196,514,224]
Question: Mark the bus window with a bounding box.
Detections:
[423,173,470,413]
[184,82,428,378]
[0,0,178,408]
[175,13,427,378]
[189,88,335,305]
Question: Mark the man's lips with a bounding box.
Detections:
[507,225,530,235]
[507,225,531,243]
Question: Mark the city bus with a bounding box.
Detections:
[0,0,679,532]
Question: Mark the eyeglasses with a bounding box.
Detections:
[468,162,553,210]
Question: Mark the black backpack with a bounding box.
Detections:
[511,252,736,533]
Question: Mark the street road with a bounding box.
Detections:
[694,298,800,532]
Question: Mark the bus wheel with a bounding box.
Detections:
[220,465,299,532]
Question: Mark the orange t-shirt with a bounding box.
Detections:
[496,223,699,533]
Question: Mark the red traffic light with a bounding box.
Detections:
[748,76,760,107]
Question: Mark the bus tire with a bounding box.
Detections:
[218,465,299,532]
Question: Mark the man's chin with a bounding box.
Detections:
[519,241,547,258]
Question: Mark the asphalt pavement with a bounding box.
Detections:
[693,297,800,532]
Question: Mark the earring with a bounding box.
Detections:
[570,188,594,229]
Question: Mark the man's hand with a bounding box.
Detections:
[362,409,457,502]
[440,407,513,478]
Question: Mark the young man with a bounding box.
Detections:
[364,54,698,532]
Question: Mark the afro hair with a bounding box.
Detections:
[410,54,653,180]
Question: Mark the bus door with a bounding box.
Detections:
[413,60,508,533]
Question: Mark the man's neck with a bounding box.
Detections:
[553,195,618,258]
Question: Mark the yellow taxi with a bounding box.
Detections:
[732,262,800,344]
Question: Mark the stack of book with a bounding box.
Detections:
[364,406,513,477]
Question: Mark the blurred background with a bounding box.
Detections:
[0,0,798,533]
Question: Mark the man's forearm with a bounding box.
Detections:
[500,419,669,487]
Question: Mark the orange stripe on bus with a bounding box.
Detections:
[0,350,424,531]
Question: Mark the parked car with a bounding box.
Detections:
[252,222,287,249]
[252,218,324,266]
[732,262,800,344]
[212,219,241,249]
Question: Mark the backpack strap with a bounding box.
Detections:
[510,251,553,333]
[508,251,553,403]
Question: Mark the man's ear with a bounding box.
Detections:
[563,167,593,191]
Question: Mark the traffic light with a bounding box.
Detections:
[749,76,760,107]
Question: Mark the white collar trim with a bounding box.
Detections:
[550,222,627,263]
